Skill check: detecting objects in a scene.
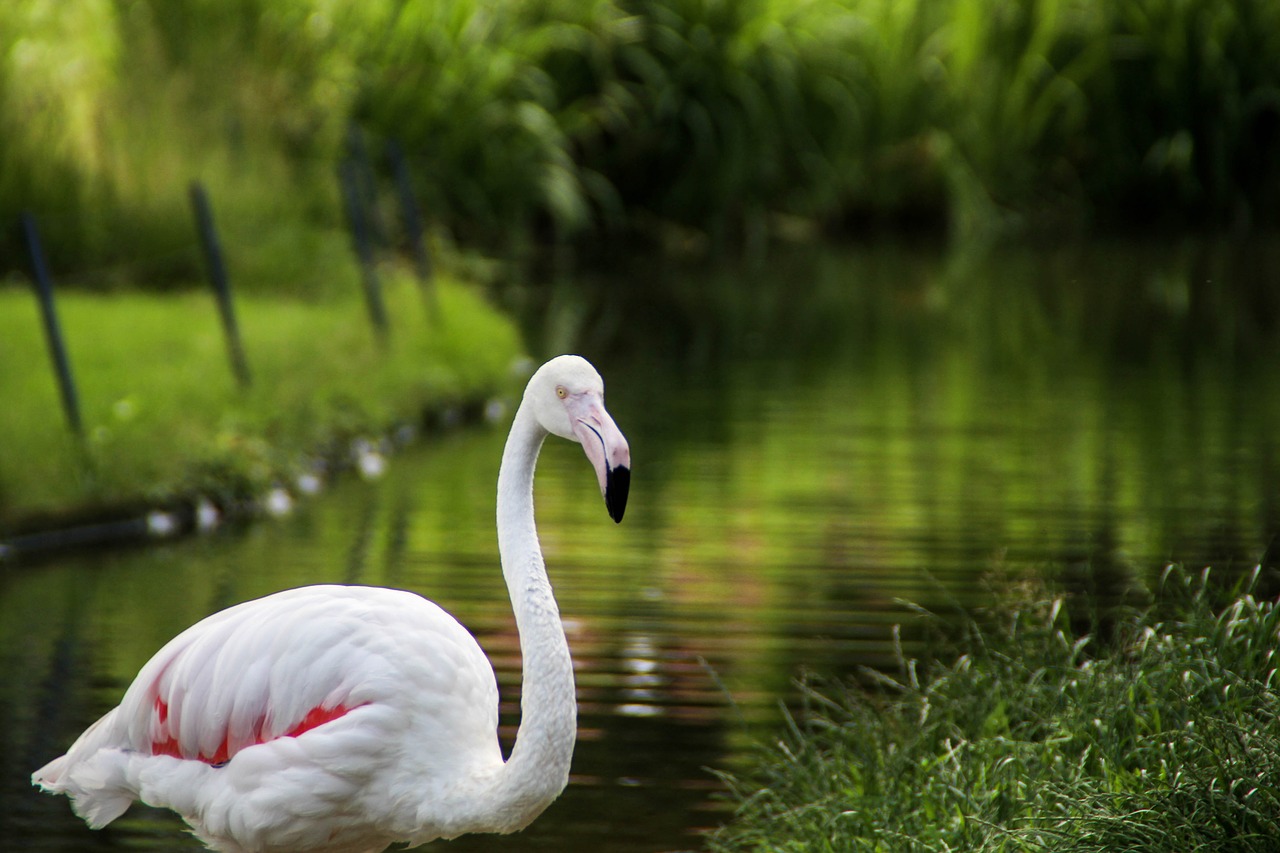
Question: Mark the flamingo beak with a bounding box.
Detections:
[569,396,630,523]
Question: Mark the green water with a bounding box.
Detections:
[3,239,1278,851]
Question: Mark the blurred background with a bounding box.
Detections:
[3,0,1279,285]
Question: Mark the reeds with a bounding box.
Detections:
[3,0,1279,284]
[709,566,1280,851]
[353,0,1280,242]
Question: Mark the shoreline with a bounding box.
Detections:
[0,396,501,565]
[0,273,526,561]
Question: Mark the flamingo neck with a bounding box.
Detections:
[488,402,576,829]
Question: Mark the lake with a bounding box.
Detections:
[3,238,1278,851]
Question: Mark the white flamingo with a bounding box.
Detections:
[32,355,631,853]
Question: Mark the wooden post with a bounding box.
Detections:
[189,182,252,388]
[21,212,83,436]
[346,125,388,250]
[340,160,389,342]
[386,139,434,287]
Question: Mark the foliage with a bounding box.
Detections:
[709,566,1280,852]
[0,1,121,264]
[1086,0,1280,225]
[348,0,619,242]
[2,0,1279,286]
[0,0,356,290]
[345,0,1280,241]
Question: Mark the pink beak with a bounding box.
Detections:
[568,395,631,523]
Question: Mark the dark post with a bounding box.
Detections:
[386,139,434,286]
[188,182,252,388]
[340,160,389,341]
[21,212,83,436]
[346,125,388,251]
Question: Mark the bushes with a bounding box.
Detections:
[1086,0,1280,226]
[355,0,1280,238]
[3,0,1279,287]
[513,0,1280,238]
[352,0,611,242]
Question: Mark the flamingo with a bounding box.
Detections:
[32,355,631,853]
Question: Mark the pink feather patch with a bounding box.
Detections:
[150,696,362,765]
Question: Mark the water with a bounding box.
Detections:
[3,239,1278,851]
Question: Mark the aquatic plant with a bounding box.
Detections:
[709,565,1280,852]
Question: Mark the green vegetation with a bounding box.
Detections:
[0,272,522,527]
[709,566,1280,852]
[4,0,1279,287]
[0,1,350,293]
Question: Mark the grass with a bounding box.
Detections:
[0,270,523,528]
[708,566,1280,852]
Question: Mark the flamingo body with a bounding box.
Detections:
[37,587,501,851]
[33,355,632,853]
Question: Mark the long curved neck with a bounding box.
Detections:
[488,402,577,829]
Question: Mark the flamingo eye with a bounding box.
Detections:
[556,386,568,399]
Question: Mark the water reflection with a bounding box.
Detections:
[3,239,1280,851]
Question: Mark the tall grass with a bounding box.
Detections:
[353,0,1280,239]
[0,1,121,265]
[0,0,355,292]
[709,566,1280,852]
[350,0,618,243]
[3,0,1279,283]
[1086,0,1280,225]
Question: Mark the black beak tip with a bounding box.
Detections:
[605,465,630,523]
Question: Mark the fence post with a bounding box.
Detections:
[188,182,252,388]
[386,139,434,287]
[340,159,389,342]
[21,212,83,436]
[346,125,388,251]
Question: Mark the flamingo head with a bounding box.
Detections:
[527,355,631,523]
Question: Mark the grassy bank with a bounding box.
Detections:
[710,567,1280,852]
[0,273,523,531]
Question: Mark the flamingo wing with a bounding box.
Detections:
[34,585,502,847]
[125,586,389,765]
